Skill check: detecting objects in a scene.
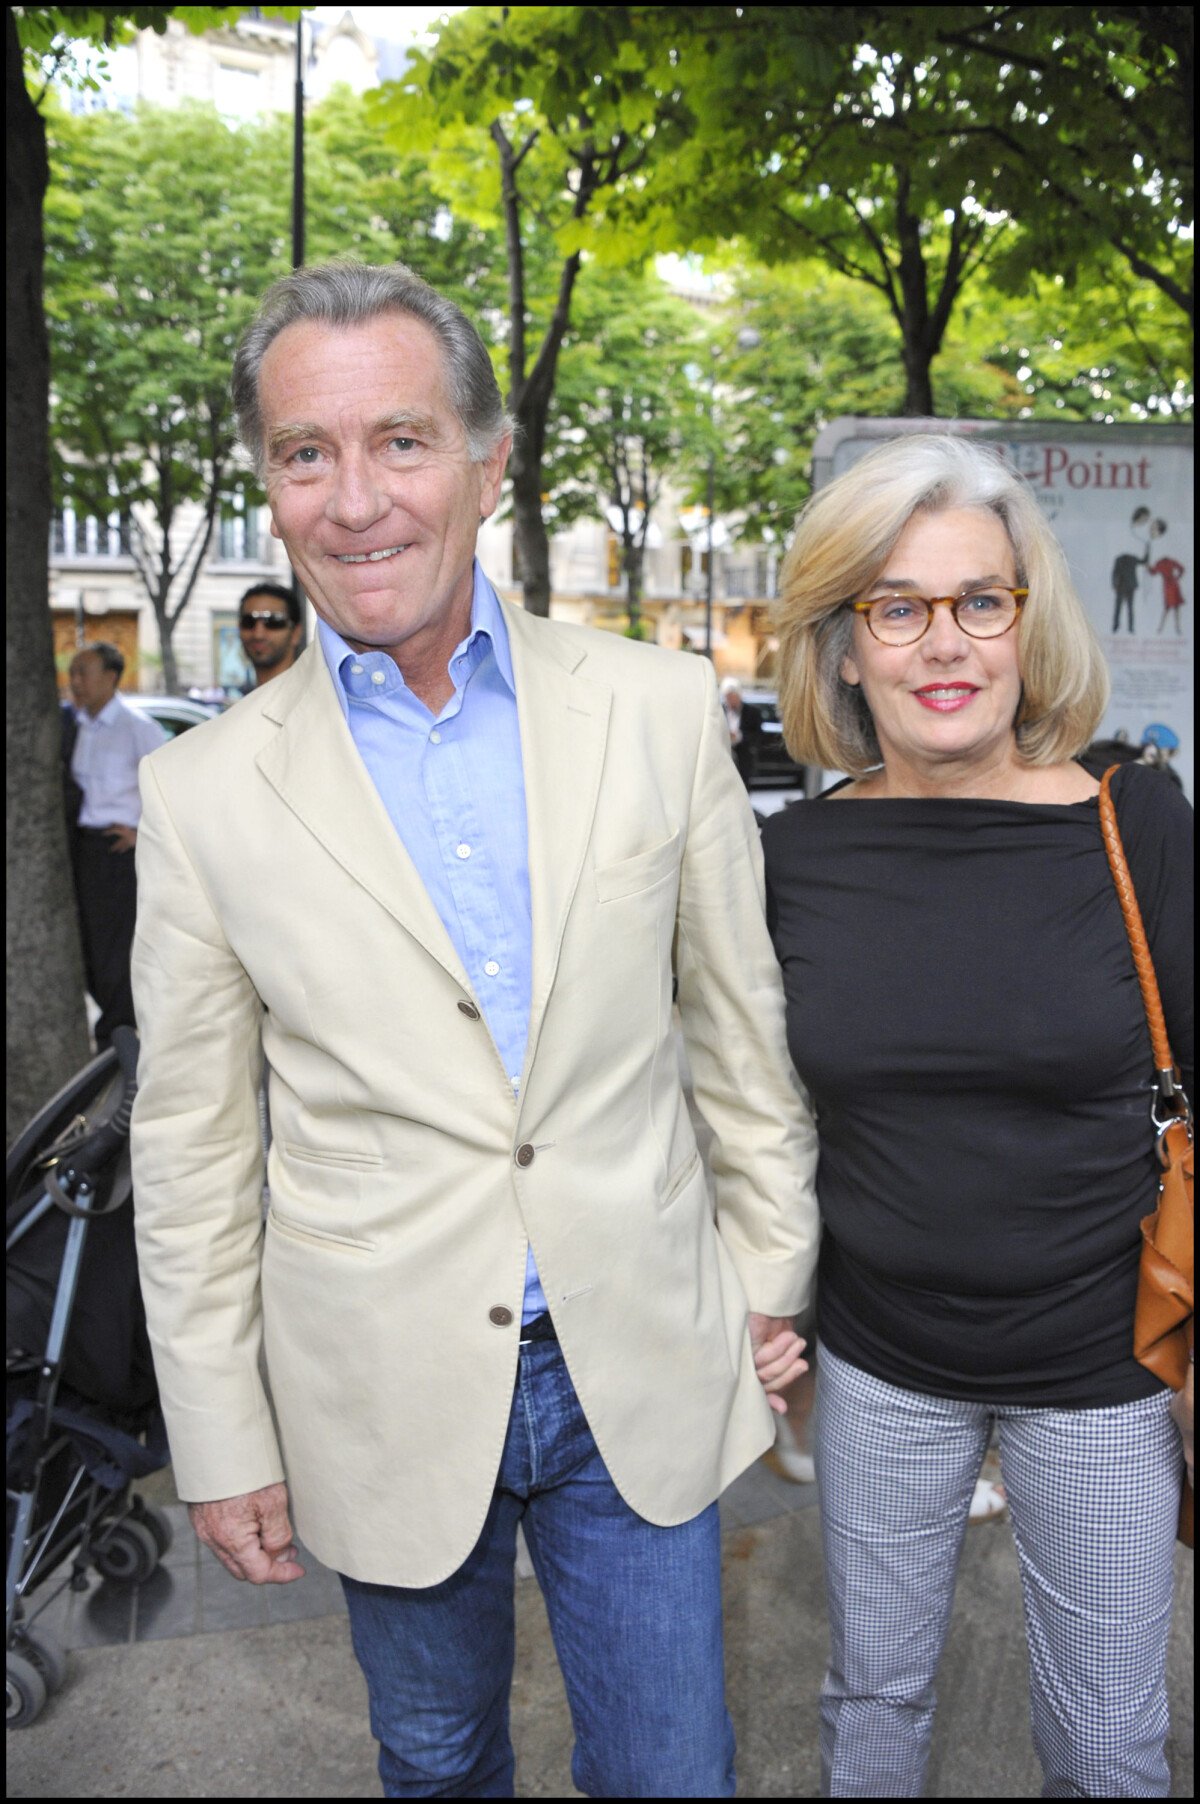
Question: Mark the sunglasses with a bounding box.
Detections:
[239,611,292,631]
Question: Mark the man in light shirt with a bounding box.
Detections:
[67,643,165,1046]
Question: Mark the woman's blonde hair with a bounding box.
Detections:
[776,434,1110,774]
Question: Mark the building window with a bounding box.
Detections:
[214,61,264,120]
[212,612,253,693]
[680,544,711,590]
[217,506,261,562]
[51,506,132,558]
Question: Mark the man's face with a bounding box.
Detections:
[69,651,119,716]
[260,314,509,671]
[238,594,301,675]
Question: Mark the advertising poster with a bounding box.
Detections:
[814,421,1194,799]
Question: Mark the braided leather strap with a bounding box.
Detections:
[1098,765,1177,1088]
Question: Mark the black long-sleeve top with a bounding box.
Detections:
[762,765,1194,1407]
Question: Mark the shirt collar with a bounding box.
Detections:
[317,561,513,718]
[76,695,124,728]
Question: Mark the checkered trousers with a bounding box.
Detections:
[814,1346,1181,1798]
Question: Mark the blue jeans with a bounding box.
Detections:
[341,1337,735,1798]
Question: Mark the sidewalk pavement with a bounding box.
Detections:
[7,1452,1193,1799]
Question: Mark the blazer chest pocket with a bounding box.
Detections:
[594,831,680,904]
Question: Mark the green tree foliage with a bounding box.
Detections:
[586,6,1192,414]
[546,268,708,630]
[371,4,686,616]
[978,266,1194,424]
[915,6,1192,322]
[305,85,506,313]
[689,252,1191,549]
[45,102,294,693]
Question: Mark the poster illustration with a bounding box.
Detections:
[817,422,1194,799]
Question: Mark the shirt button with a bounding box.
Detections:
[371,670,386,686]
[430,730,442,744]
[515,1143,535,1168]
[484,960,500,977]
[350,664,364,676]
[489,1306,514,1327]
[456,843,472,860]
[457,1001,480,1020]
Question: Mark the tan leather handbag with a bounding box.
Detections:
[1100,767,1194,1547]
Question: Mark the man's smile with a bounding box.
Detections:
[334,544,412,564]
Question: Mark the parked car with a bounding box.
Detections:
[740,688,808,788]
[125,695,222,740]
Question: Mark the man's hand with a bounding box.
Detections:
[188,1482,306,1585]
[749,1313,808,1415]
[104,824,137,853]
[1170,1363,1194,1488]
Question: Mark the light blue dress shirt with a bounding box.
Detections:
[318,563,546,1322]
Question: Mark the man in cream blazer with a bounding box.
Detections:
[131,263,818,1799]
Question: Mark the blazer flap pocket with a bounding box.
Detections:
[281,1141,384,1171]
[266,1209,375,1253]
[594,831,680,904]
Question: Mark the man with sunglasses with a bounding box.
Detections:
[236,581,303,688]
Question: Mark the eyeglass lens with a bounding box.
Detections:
[864,588,1021,645]
[240,613,291,630]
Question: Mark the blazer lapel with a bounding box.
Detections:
[254,647,473,993]
[505,603,611,1077]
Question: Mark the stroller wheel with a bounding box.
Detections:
[6,1651,47,1729]
[20,1629,67,1696]
[92,1517,160,1586]
[138,1503,174,1557]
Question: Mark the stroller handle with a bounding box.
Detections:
[43,1026,139,1215]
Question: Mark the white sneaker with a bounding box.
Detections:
[968,1476,1007,1522]
[762,1412,816,1484]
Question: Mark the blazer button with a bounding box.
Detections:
[515,1143,535,1168]
[489,1306,514,1326]
[458,1001,480,1019]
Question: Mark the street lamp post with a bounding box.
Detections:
[292,15,305,270]
[704,429,716,659]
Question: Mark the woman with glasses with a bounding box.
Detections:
[763,435,1193,1796]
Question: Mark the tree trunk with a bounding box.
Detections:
[491,119,593,619]
[894,168,938,417]
[900,335,936,416]
[155,601,181,696]
[507,429,553,620]
[6,10,90,1141]
[623,537,644,633]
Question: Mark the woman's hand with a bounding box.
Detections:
[748,1313,808,1415]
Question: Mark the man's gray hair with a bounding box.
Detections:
[231,261,514,473]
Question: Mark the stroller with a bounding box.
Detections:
[7,1028,172,1728]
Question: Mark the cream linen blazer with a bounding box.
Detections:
[130,601,819,1586]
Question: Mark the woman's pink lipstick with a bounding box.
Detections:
[912,684,980,713]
